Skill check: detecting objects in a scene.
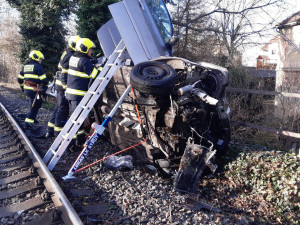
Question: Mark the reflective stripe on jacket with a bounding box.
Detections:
[66,52,100,101]
[18,59,48,93]
[56,48,75,90]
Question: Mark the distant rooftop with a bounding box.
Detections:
[257,55,270,60]
[277,11,300,28]
[262,35,280,51]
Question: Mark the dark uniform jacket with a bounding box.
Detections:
[66,52,100,101]
[56,47,75,90]
[18,59,49,95]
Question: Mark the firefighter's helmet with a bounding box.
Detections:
[29,50,44,61]
[68,35,81,51]
[76,38,95,54]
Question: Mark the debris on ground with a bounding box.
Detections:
[103,155,133,170]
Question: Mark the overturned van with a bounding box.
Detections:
[95,0,230,193]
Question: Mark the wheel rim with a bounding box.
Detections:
[140,66,166,80]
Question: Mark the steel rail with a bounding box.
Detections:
[0,102,83,225]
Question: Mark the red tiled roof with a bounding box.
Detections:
[257,55,270,60]
[262,35,280,51]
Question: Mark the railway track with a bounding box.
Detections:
[0,85,241,224]
[0,102,83,225]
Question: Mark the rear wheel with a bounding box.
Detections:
[130,61,176,95]
[201,69,226,99]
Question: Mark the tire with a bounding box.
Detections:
[202,69,226,99]
[130,61,176,95]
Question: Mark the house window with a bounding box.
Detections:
[272,49,276,55]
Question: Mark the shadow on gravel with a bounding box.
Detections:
[25,126,47,138]
[189,144,254,223]
[215,144,243,174]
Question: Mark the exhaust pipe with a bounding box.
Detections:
[178,84,218,105]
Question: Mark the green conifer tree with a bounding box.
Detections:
[75,0,118,56]
[7,0,71,78]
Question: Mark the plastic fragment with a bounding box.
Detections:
[17,210,24,215]
[103,155,133,170]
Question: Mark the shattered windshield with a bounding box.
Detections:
[145,0,173,44]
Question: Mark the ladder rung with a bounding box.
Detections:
[51,149,56,155]
[43,40,125,171]
[62,134,73,140]
[88,90,102,95]
[88,91,101,95]
[80,105,91,110]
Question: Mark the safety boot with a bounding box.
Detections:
[76,134,86,146]
[67,140,82,153]
[24,123,33,130]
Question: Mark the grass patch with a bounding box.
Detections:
[17,92,56,110]
[200,143,299,224]
[42,101,56,110]
[18,93,27,99]
[225,148,299,224]
[231,129,286,150]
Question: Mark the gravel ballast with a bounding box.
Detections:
[1,83,297,225]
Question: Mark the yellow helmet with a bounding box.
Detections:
[29,50,44,61]
[76,38,96,54]
[68,35,81,51]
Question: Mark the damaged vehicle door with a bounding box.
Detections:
[95,0,231,193]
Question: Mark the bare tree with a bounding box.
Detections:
[211,0,286,65]
[0,0,22,84]
[168,0,221,63]
[169,0,287,65]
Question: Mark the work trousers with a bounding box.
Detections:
[47,105,57,133]
[47,90,69,135]
[69,99,86,145]
[25,91,43,125]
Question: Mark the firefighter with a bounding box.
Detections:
[45,35,81,138]
[18,50,49,130]
[66,38,102,146]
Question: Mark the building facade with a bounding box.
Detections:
[275,11,300,124]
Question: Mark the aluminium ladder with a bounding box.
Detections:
[43,40,126,170]
[62,84,132,180]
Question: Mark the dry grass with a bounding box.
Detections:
[227,66,300,146]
